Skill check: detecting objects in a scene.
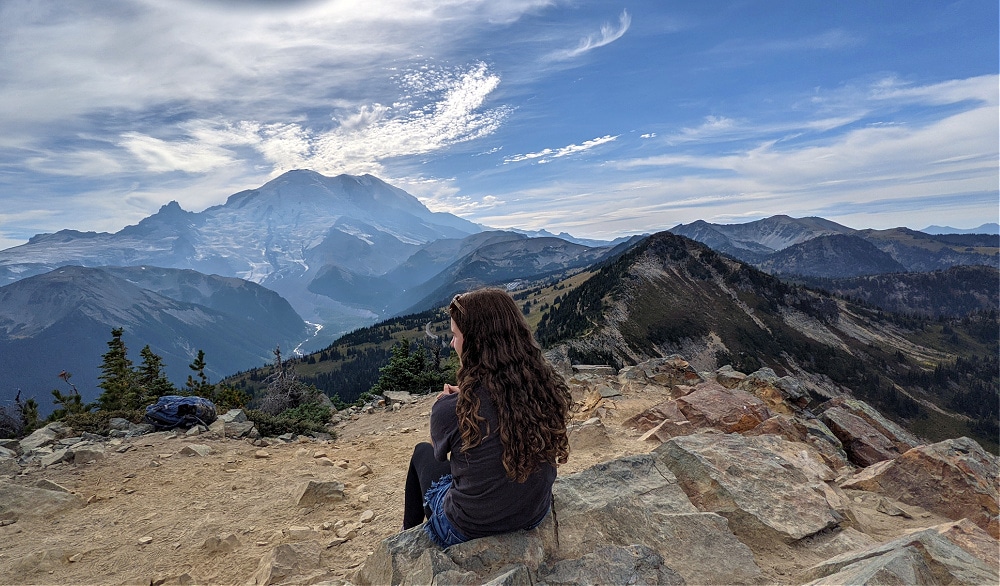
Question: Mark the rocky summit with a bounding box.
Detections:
[0,355,996,585]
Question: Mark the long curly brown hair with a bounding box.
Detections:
[449,288,571,483]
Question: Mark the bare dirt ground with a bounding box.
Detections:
[0,386,947,586]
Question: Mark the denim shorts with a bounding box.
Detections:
[422,474,470,548]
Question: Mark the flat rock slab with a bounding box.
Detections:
[801,521,999,585]
[552,452,762,585]
[657,433,840,543]
[0,482,85,519]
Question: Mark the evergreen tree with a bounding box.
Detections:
[96,328,137,412]
[185,350,213,397]
[136,345,175,405]
[370,341,454,396]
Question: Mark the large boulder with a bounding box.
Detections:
[549,452,761,585]
[736,367,799,414]
[674,382,771,434]
[657,433,841,543]
[820,406,903,467]
[819,397,921,467]
[19,422,73,452]
[840,437,999,538]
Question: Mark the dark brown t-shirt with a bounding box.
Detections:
[431,387,555,539]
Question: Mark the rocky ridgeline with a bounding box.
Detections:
[360,356,998,586]
[1,356,997,585]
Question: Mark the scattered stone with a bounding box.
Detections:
[178,444,212,457]
[71,444,106,464]
[248,541,328,586]
[34,479,72,493]
[715,364,747,388]
[125,423,156,437]
[254,450,270,459]
[359,510,375,524]
[593,384,620,398]
[315,457,335,466]
[294,480,345,507]
[0,483,85,519]
[285,525,315,540]
[876,497,913,519]
[203,533,240,553]
[220,409,248,424]
[138,536,153,545]
[336,522,362,539]
[39,448,71,468]
[572,365,616,376]
[354,462,373,477]
[567,417,611,452]
[19,422,73,452]
[225,421,257,439]
[382,390,414,405]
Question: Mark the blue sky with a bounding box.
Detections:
[0,0,997,248]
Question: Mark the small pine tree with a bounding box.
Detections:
[95,328,138,412]
[185,349,213,398]
[17,392,39,432]
[136,345,175,405]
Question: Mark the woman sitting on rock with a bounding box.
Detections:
[402,287,572,547]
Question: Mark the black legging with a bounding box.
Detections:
[402,442,452,529]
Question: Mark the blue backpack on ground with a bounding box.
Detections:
[144,395,218,430]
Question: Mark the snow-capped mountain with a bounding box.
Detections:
[0,170,482,345]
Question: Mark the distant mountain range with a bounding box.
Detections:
[922,223,999,235]
[0,266,307,412]
[670,215,998,276]
[1,171,996,416]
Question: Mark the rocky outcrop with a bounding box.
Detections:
[354,355,1000,586]
[840,437,999,538]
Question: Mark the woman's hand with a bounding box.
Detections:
[438,384,460,400]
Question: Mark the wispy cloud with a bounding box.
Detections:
[504,135,618,164]
[550,9,631,60]
[121,62,510,178]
